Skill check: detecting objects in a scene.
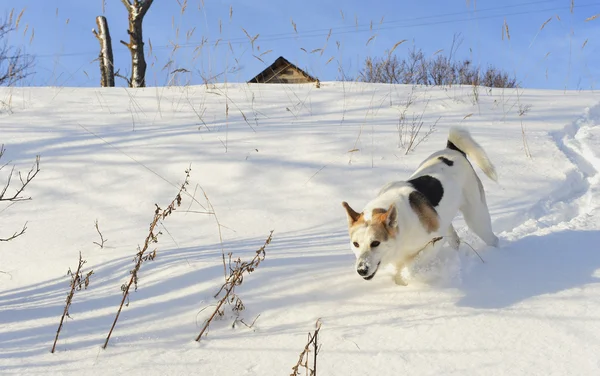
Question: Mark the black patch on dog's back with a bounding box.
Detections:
[447,140,466,156]
[408,175,444,207]
[438,156,454,166]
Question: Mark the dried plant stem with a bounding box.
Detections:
[102,169,190,349]
[460,239,485,264]
[51,252,93,353]
[93,219,107,248]
[313,321,319,376]
[199,186,226,279]
[290,319,322,376]
[195,282,232,341]
[515,89,532,158]
[520,121,531,158]
[414,235,484,264]
[195,230,273,342]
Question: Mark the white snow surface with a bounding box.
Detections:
[1,83,600,375]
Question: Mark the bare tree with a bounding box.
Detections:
[92,16,115,87]
[119,0,154,88]
[0,17,33,86]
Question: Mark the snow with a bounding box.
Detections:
[1,83,600,375]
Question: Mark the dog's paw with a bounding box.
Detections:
[449,237,460,250]
[394,273,408,286]
[487,235,499,248]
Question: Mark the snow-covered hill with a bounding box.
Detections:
[1,83,599,375]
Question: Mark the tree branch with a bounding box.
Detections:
[114,69,132,87]
[0,155,40,202]
[121,0,132,10]
[0,222,26,242]
[0,18,34,86]
[139,0,155,18]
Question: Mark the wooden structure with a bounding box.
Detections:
[248,56,317,84]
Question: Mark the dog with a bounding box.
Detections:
[342,127,498,285]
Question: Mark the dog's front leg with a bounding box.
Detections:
[448,224,460,250]
[393,262,408,286]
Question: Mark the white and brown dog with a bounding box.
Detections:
[342,127,498,285]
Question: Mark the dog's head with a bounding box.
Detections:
[341,201,398,280]
[342,193,440,281]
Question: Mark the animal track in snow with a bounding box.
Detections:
[504,103,600,240]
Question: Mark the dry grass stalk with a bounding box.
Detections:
[51,252,94,353]
[416,235,484,264]
[585,14,599,22]
[540,17,552,31]
[404,115,439,155]
[388,39,407,55]
[290,319,322,376]
[503,19,510,41]
[195,230,273,342]
[515,90,532,158]
[102,168,190,349]
[198,186,226,279]
[460,239,485,264]
[397,97,439,155]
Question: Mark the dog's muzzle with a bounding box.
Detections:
[357,261,380,280]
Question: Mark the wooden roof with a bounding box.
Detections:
[248,56,317,84]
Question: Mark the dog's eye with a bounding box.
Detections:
[370,241,380,248]
[352,242,359,248]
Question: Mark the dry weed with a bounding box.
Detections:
[195,230,273,342]
[102,168,190,349]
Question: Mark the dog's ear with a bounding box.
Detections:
[386,204,398,229]
[408,191,439,233]
[342,201,362,226]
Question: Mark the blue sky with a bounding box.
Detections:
[4,0,600,89]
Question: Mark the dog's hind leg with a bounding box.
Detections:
[447,224,460,250]
[460,194,499,247]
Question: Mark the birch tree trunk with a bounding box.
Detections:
[120,0,154,88]
[92,16,115,87]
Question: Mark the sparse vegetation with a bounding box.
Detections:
[359,42,517,88]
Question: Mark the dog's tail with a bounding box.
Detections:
[447,127,497,182]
